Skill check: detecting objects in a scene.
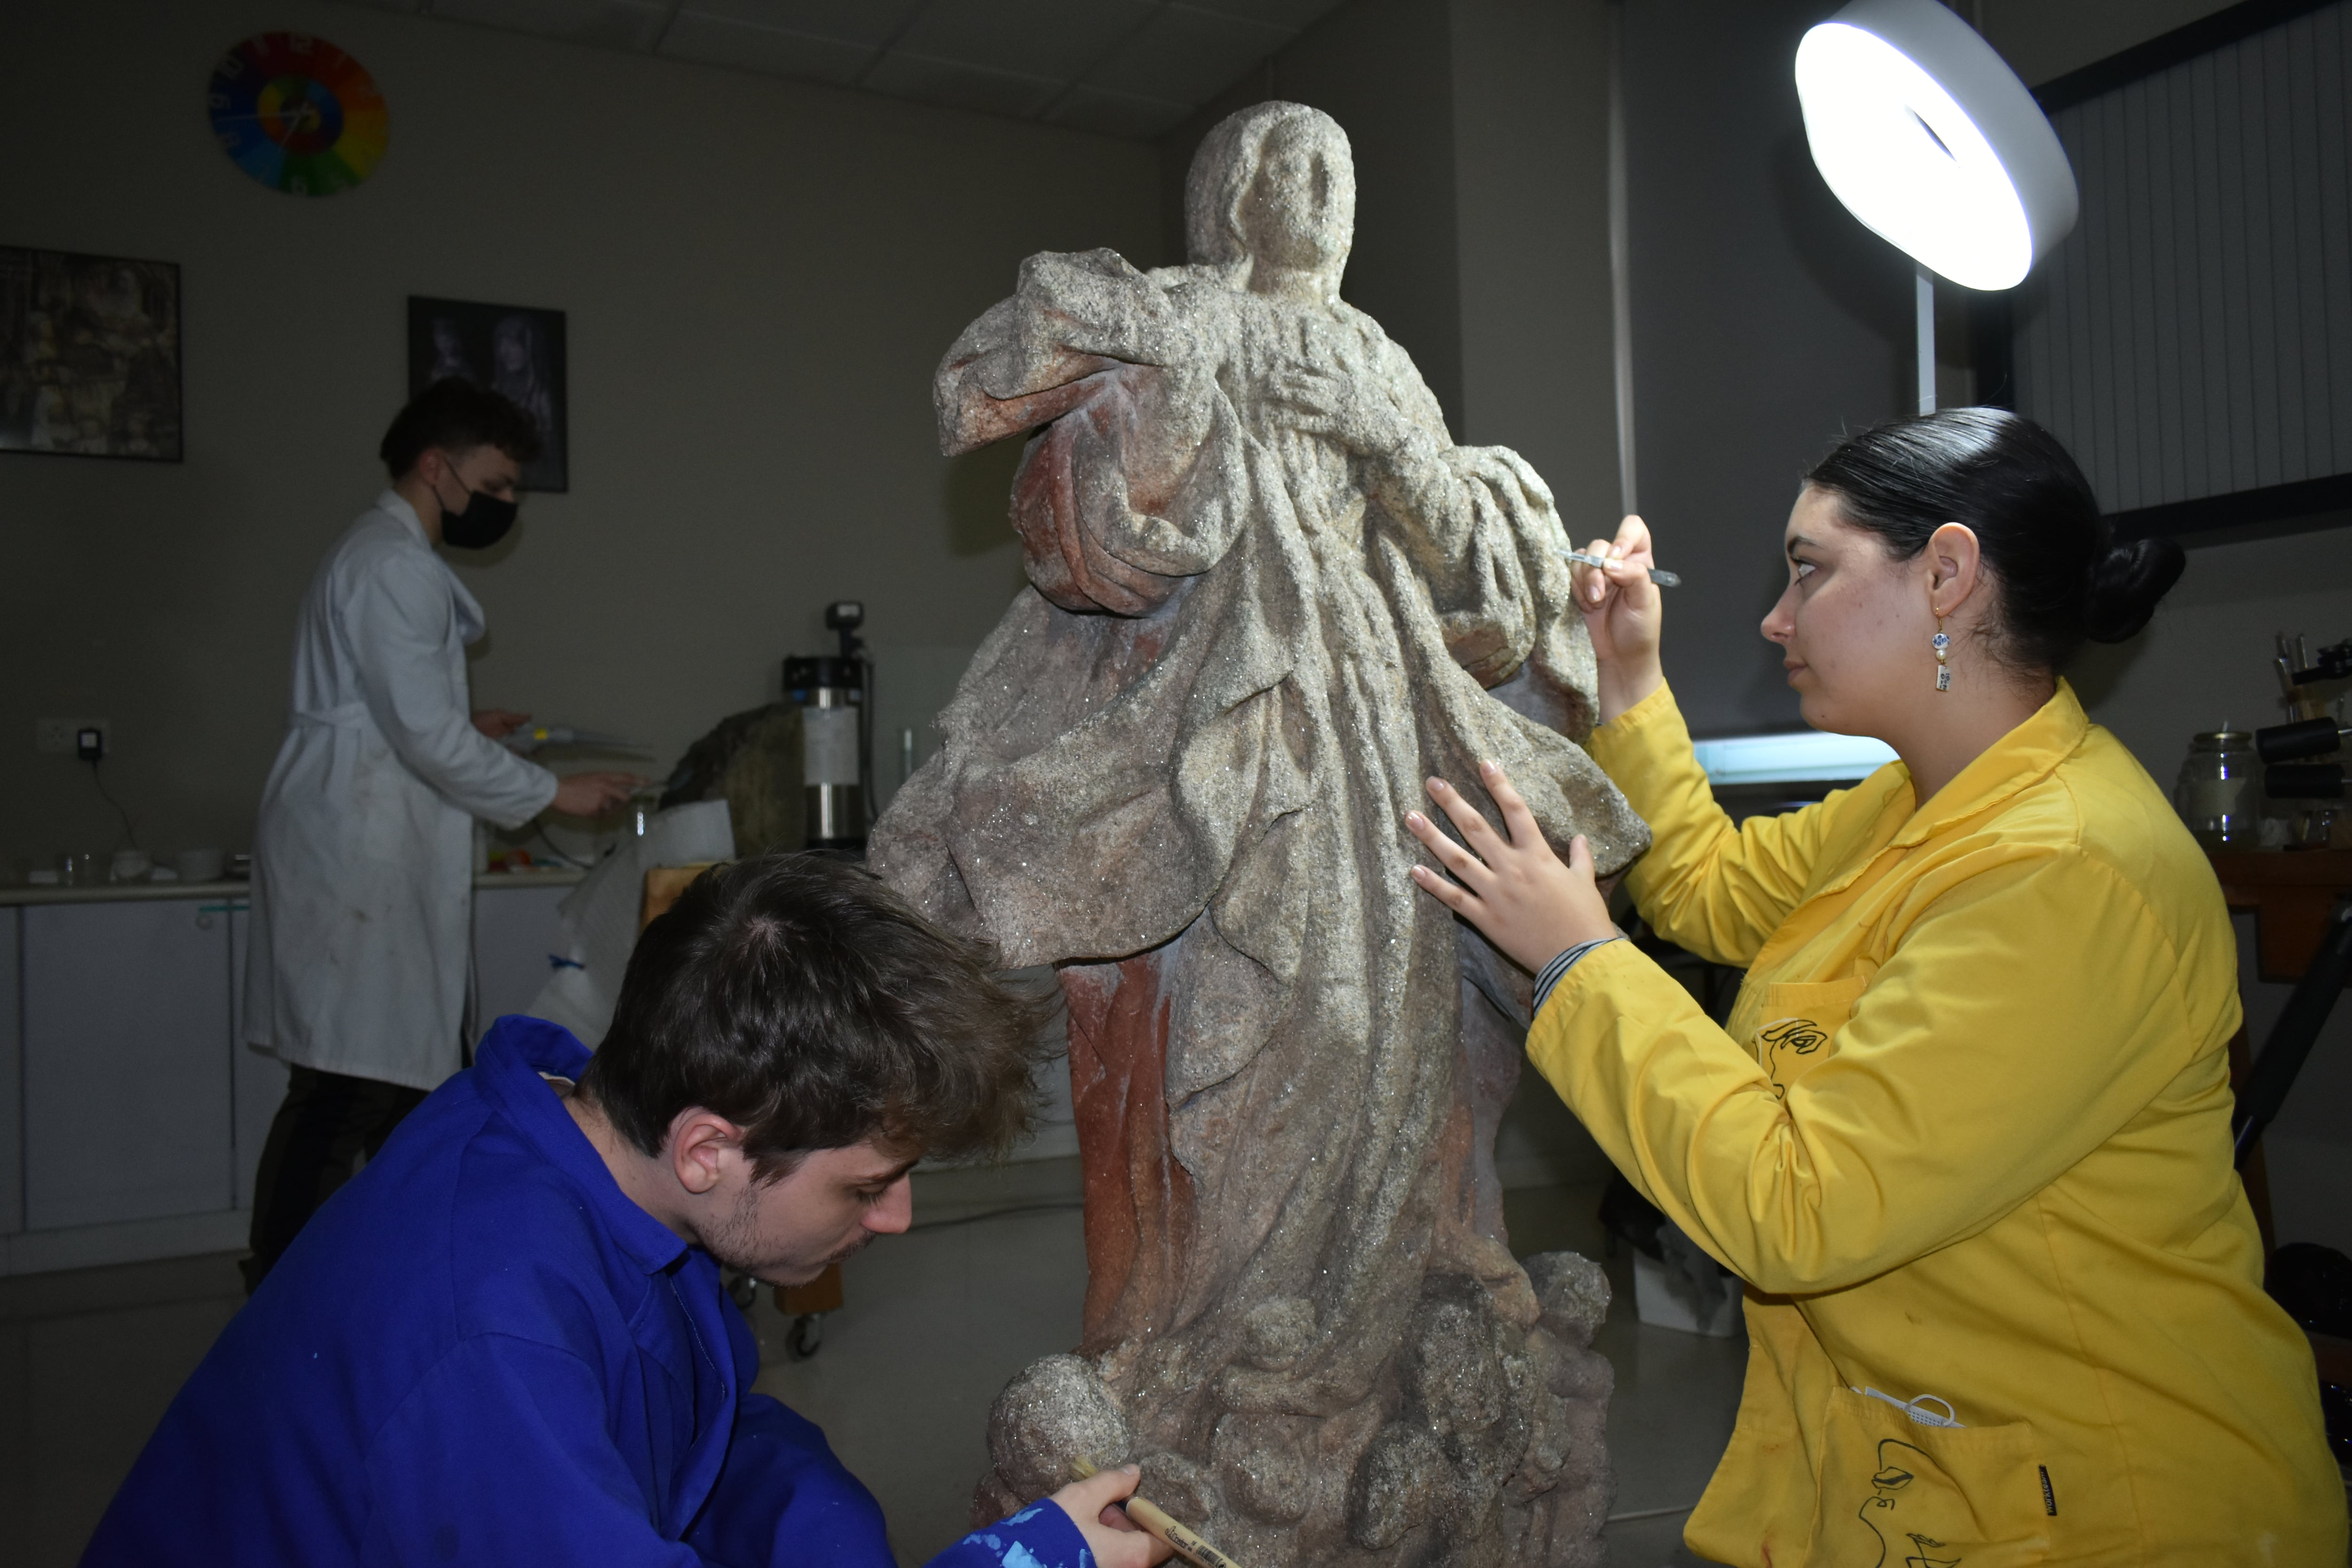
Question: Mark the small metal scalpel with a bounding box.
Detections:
[1559,548,1681,588]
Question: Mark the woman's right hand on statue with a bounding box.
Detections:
[1406,763,1617,973]
[1567,513,1666,724]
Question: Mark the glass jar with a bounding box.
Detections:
[2174,729,2260,849]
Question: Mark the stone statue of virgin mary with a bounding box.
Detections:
[872,102,1643,1566]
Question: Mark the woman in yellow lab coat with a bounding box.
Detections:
[1406,408,2344,1567]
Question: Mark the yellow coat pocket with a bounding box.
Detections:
[1812,1387,2052,1566]
[1753,976,1867,1098]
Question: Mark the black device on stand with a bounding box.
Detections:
[783,601,874,854]
[2257,716,2350,805]
[2258,635,2348,839]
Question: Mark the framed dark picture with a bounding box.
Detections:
[406,295,567,491]
[0,246,183,462]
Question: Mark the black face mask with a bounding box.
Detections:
[435,470,518,550]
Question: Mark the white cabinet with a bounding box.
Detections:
[22,900,235,1230]
[227,901,288,1211]
[1,876,580,1274]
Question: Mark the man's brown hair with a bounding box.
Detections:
[575,853,1052,1178]
[378,376,543,479]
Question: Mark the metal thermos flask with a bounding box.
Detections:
[784,601,873,853]
[784,655,864,851]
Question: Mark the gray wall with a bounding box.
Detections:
[0,0,1157,874]
[1448,0,1619,511]
[1619,0,1910,737]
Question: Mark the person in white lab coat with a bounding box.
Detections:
[241,379,642,1289]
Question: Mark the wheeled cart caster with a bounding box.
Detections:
[776,1261,843,1359]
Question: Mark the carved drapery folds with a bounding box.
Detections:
[871,103,1644,1567]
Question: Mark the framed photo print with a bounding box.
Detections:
[406,296,567,491]
[0,246,183,462]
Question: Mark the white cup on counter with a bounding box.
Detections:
[110,849,153,883]
[176,847,226,883]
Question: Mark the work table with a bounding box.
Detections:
[0,868,586,907]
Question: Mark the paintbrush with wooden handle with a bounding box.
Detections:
[1071,1456,1250,1568]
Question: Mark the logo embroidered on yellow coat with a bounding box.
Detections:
[1756,1016,1831,1098]
[1745,974,1869,1098]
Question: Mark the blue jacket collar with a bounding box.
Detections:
[474,1017,691,1277]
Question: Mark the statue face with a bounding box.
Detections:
[1237,117,1355,280]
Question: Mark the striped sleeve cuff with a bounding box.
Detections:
[1532,936,1626,1018]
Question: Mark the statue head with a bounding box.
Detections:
[1184,102,1356,297]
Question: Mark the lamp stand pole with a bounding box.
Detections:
[1915,263,1937,414]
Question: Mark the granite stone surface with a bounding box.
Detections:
[872,102,1642,1566]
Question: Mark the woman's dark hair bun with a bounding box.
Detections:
[2082,537,2186,644]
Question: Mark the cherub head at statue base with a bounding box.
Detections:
[971,1254,1617,1568]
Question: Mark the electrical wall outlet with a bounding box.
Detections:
[36,717,109,756]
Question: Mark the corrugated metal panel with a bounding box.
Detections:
[2011,0,2352,512]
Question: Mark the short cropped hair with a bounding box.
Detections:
[378,377,543,479]
[575,853,1052,1179]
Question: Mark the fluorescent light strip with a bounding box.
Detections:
[1691,731,1899,787]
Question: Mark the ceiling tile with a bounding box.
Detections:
[428,0,671,52]
[364,0,1350,137]
[894,0,1159,83]
[675,0,931,50]
[658,11,876,83]
[1173,0,1345,31]
[1045,85,1195,140]
[861,50,1062,118]
[1085,4,1290,105]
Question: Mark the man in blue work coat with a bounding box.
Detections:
[84,855,1168,1568]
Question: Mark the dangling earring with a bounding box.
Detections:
[1932,616,1951,692]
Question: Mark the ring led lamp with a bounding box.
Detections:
[1796,0,2076,410]
[1797,0,2075,290]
